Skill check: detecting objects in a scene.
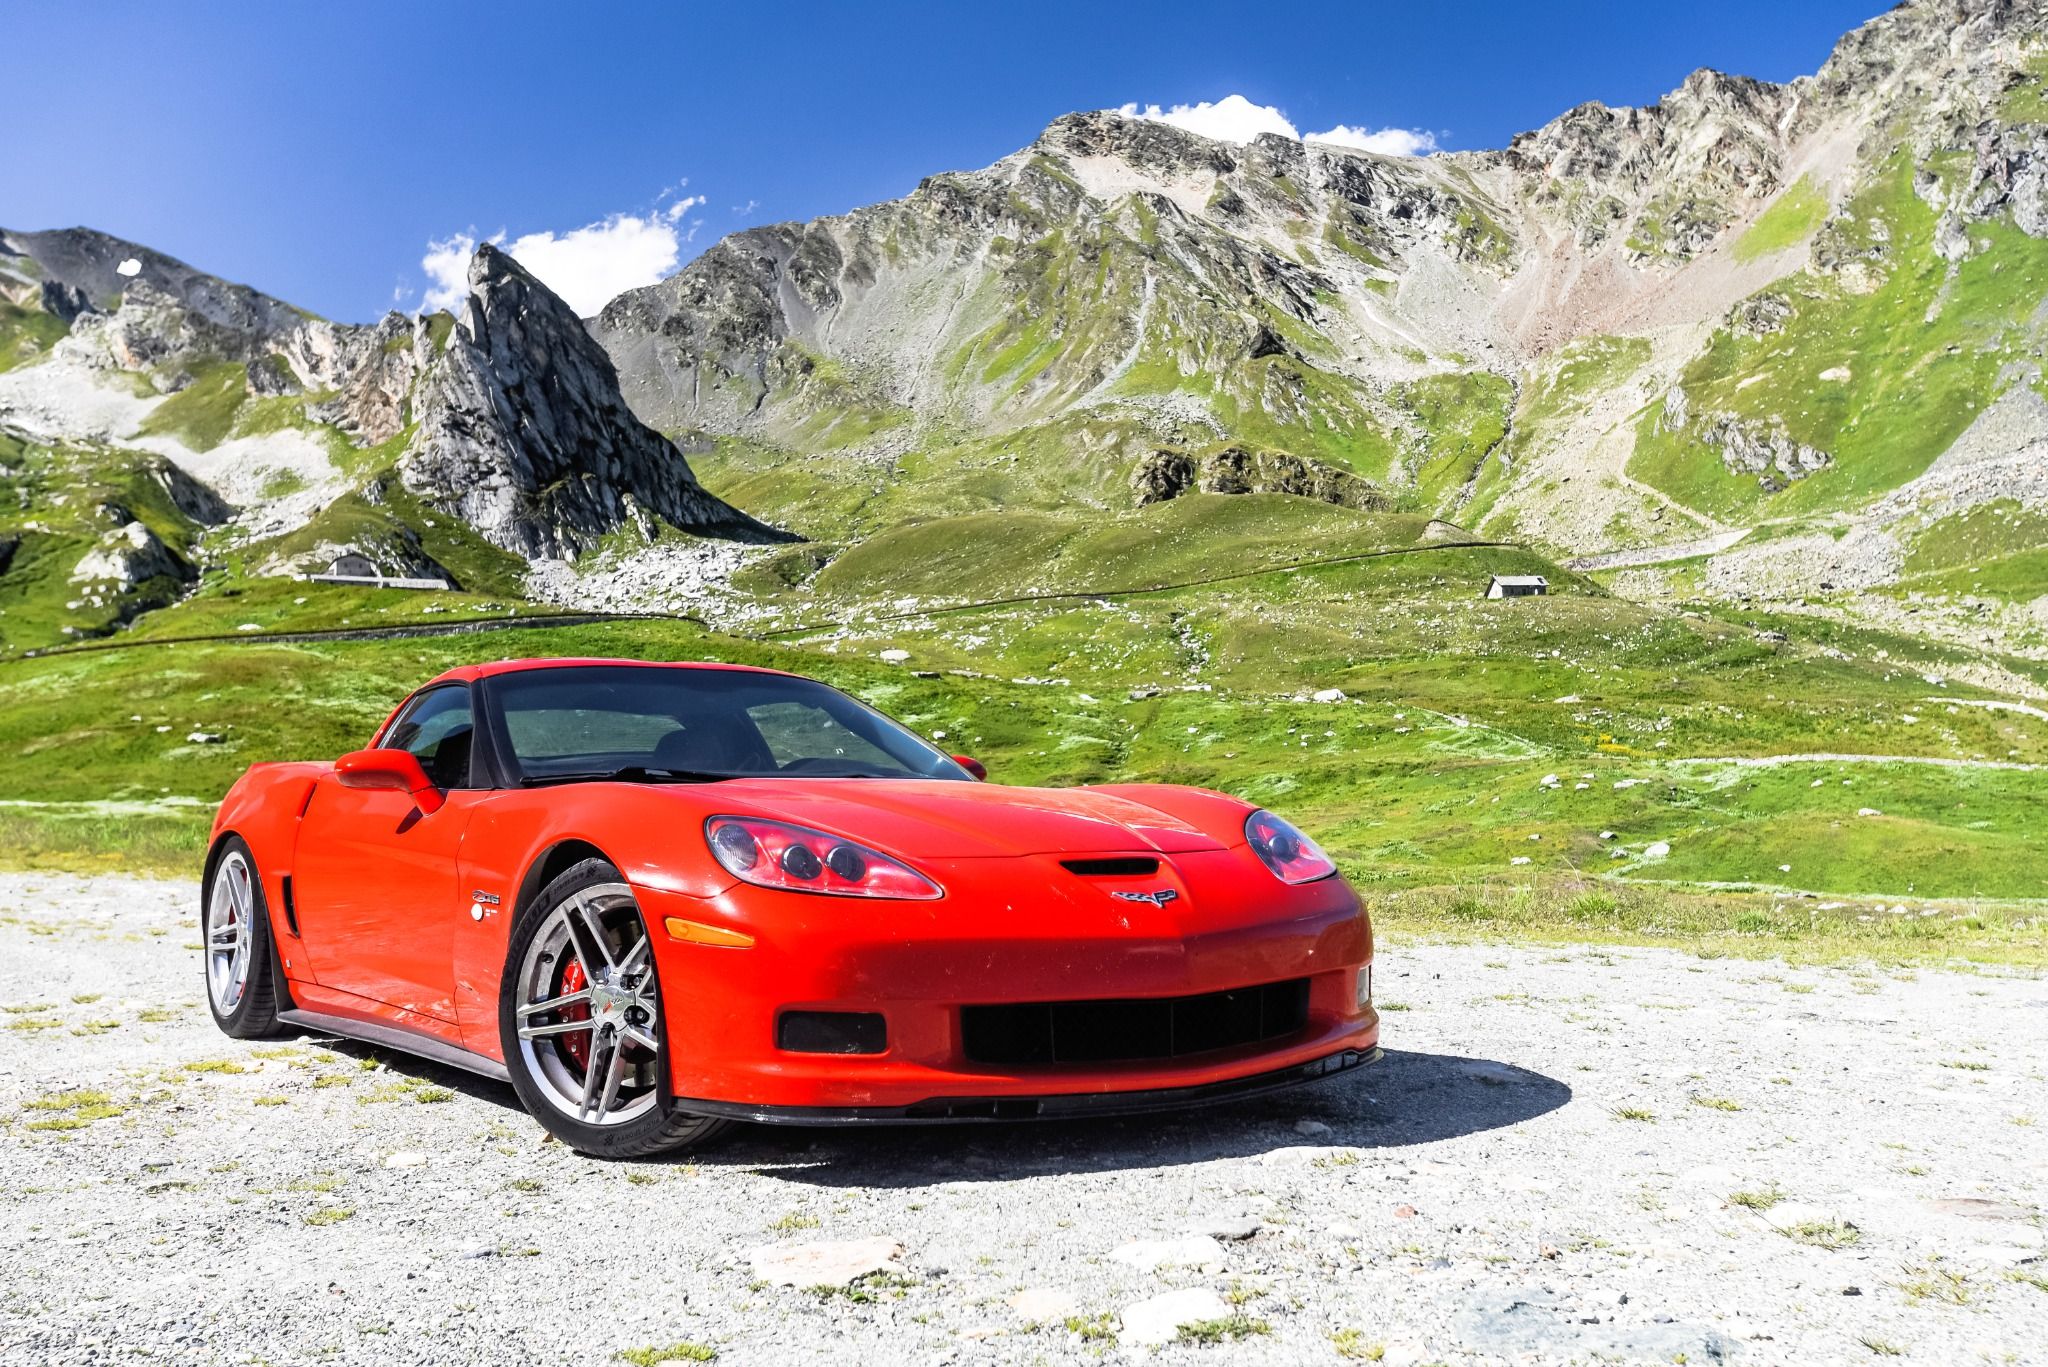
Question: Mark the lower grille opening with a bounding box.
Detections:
[777,1010,886,1055]
[961,979,1310,1065]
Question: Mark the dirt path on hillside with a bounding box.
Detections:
[1,873,2041,1366]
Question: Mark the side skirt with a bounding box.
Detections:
[276,1007,512,1084]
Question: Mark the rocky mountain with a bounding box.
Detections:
[3,0,2046,660]
[0,224,780,645]
[591,0,2048,645]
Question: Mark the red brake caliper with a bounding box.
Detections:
[558,959,592,1070]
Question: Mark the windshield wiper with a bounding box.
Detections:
[519,765,736,788]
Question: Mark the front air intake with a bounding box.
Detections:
[1059,857,1161,877]
[776,1010,886,1055]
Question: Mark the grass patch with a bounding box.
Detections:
[1174,1315,1271,1345]
[23,1088,126,1125]
[1330,1328,1385,1359]
[1783,1219,1861,1249]
[1733,176,1827,262]
[1727,1185,1784,1212]
[619,1346,716,1366]
[1894,1260,1971,1305]
[1062,1314,1116,1341]
[136,362,248,452]
[802,1271,917,1303]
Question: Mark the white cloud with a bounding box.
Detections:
[420,233,481,314]
[1306,124,1439,157]
[417,192,709,318]
[1118,93,1435,157]
[1118,94,1300,145]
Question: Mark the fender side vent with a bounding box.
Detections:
[1059,856,1160,877]
[280,875,300,937]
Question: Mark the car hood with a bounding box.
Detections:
[687,779,1235,859]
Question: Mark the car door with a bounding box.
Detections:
[292,684,482,1024]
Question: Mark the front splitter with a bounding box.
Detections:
[674,1045,1382,1126]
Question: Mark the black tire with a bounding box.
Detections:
[498,857,730,1159]
[203,836,286,1039]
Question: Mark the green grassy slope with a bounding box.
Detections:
[0,298,69,372]
[1896,501,2048,599]
[0,431,213,652]
[1629,158,2048,519]
[809,497,1473,604]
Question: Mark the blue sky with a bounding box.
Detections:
[6,0,1885,322]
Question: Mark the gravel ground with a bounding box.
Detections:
[1,872,2043,1366]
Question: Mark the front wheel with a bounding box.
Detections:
[499,858,729,1158]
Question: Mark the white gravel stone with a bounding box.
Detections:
[1109,1235,1227,1271]
[1008,1287,1078,1321]
[1118,1287,1232,1347]
[747,1237,906,1288]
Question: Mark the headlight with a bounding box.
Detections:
[1245,809,1338,884]
[705,816,943,899]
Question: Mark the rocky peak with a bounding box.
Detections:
[401,243,790,559]
[1495,66,1796,258]
[1031,110,1239,179]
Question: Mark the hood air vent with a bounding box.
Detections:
[1060,856,1160,877]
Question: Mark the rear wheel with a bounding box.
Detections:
[204,838,285,1039]
[499,858,729,1158]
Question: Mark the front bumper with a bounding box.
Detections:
[634,851,1379,1115]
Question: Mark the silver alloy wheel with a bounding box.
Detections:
[513,883,662,1127]
[206,850,255,1014]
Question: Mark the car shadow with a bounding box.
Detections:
[693,1049,1570,1187]
[305,1040,1568,1181]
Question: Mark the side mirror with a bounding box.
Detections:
[952,754,988,781]
[335,748,444,814]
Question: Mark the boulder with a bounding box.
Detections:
[70,521,190,588]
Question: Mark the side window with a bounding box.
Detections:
[382,687,476,789]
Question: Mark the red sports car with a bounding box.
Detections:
[205,659,1380,1156]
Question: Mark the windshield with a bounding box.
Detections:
[487,665,972,784]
